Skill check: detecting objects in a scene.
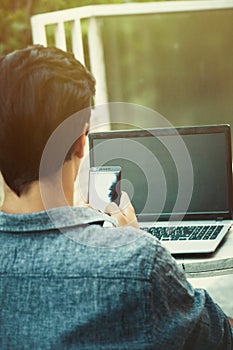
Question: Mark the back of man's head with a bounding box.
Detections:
[0,45,95,196]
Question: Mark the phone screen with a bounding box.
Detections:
[89,166,121,211]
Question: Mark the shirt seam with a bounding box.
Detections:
[0,274,151,281]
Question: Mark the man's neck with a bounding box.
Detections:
[2,183,49,214]
[1,162,77,214]
[2,180,74,214]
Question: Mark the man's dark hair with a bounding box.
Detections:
[0,45,95,196]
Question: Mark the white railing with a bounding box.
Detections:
[31,0,233,128]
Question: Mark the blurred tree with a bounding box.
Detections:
[0,0,34,54]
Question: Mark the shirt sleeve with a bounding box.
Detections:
[150,241,233,349]
[183,291,233,349]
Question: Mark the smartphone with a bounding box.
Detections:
[88,166,122,211]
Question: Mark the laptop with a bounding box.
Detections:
[89,124,233,254]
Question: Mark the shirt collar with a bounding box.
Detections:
[0,206,117,232]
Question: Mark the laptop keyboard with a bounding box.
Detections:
[141,225,223,241]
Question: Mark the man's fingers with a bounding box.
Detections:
[119,191,131,212]
[105,202,121,215]
[105,193,139,228]
[105,202,128,226]
[119,191,137,220]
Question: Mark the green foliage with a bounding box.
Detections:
[0,7,29,54]
[36,0,127,13]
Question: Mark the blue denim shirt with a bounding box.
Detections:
[0,206,232,349]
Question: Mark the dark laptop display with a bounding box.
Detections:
[89,125,233,222]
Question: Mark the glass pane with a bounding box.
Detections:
[100,9,233,129]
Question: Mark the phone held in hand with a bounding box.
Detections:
[88,166,122,211]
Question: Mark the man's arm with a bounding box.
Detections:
[183,291,233,349]
[149,243,233,349]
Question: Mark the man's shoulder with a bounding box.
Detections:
[60,223,176,281]
[0,207,174,281]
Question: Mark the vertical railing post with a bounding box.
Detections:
[71,19,85,65]
[55,21,67,51]
[87,17,110,130]
[30,17,48,46]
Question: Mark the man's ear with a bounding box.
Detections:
[74,123,89,158]
[74,133,86,159]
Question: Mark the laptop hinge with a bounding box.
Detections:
[216,217,224,221]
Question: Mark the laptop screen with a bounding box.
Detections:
[89,125,233,221]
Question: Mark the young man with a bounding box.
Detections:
[0,45,232,349]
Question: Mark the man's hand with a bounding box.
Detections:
[228,317,233,327]
[105,191,139,228]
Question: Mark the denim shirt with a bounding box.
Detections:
[0,206,232,350]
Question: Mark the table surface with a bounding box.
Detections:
[176,225,233,278]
